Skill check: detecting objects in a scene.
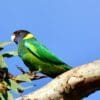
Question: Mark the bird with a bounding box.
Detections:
[11,30,71,78]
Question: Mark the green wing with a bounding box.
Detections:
[24,38,65,64]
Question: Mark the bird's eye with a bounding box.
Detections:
[19,33,22,35]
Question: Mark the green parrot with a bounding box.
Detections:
[11,30,71,78]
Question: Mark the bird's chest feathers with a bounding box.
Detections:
[18,43,28,57]
[18,41,45,67]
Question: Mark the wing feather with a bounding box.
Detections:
[24,38,65,64]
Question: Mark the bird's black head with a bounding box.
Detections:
[11,30,31,44]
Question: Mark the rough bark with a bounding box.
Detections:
[17,60,100,100]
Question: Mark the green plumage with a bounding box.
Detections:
[12,30,71,78]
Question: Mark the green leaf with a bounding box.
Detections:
[0,93,5,100]
[7,91,13,100]
[7,79,24,93]
[16,74,31,82]
[0,55,7,68]
[0,42,13,50]
[1,51,18,58]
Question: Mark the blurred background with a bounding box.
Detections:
[0,0,100,99]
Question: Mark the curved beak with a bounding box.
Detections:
[11,35,15,42]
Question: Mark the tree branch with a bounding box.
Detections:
[9,71,46,83]
[17,60,100,100]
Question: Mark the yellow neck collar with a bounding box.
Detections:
[23,33,34,40]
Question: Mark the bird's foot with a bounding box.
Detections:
[32,70,41,75]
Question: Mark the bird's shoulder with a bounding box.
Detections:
[23,38,65,65]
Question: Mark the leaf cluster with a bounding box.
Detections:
[0,42,31,100]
